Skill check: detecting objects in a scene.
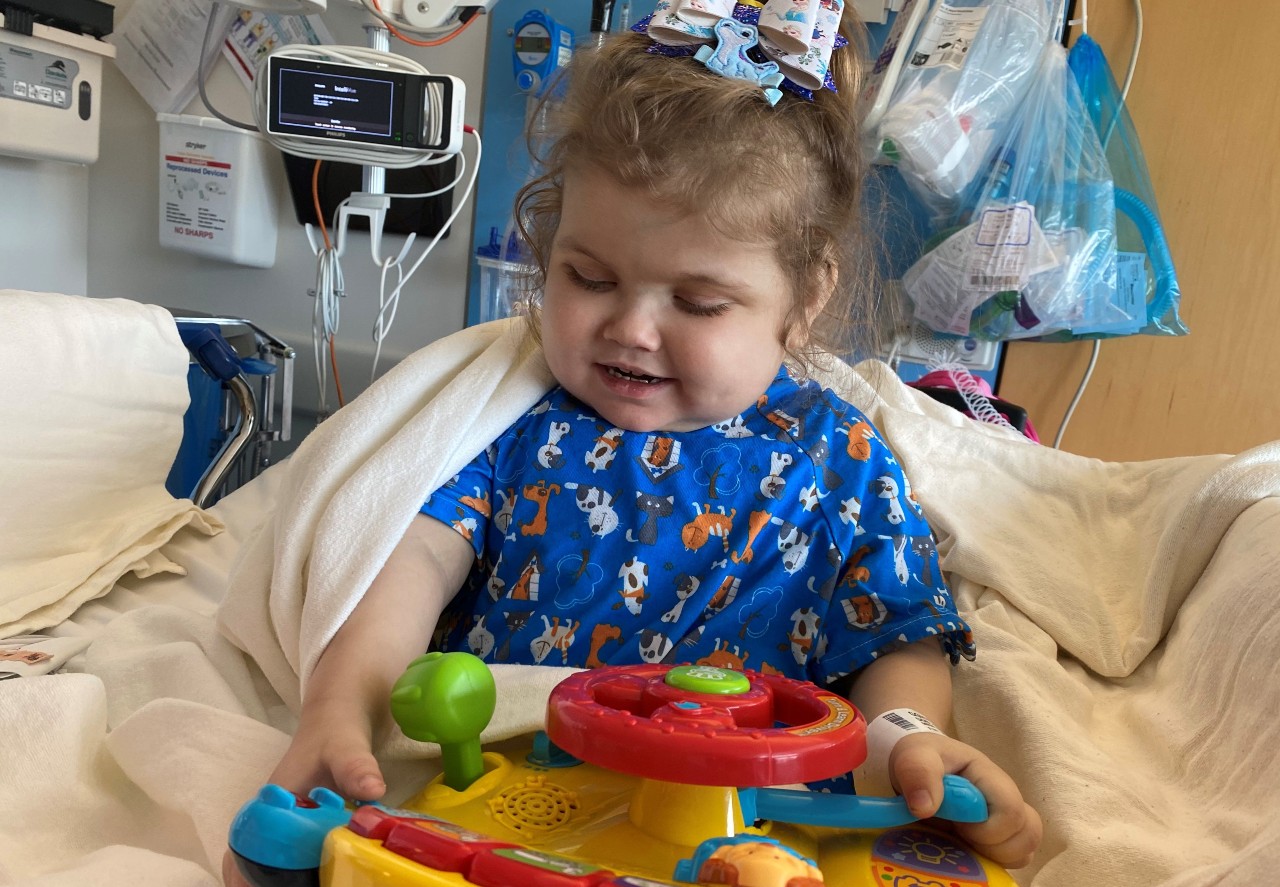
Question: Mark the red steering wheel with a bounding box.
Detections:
[546,664,866,787]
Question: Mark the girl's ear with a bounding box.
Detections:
[787,261,838,350]
[810,260,838,326]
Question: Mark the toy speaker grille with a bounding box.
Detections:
[488,775,579,835]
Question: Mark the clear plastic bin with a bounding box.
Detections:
[475,224,538,323]
[476,257,537,323]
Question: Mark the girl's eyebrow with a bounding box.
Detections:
[556,236,751,292]
[554,236,599,259]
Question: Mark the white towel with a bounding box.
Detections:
[218,318,555,710]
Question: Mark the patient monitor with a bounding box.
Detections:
[265,56,465,156]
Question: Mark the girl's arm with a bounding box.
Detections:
[225,514,474,887]
[267,512,475,801]
[847,639,1044,869]
[847,635,954,731]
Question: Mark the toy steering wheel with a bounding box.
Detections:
[546,664,865,787]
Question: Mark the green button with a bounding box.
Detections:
[664,665,751,695]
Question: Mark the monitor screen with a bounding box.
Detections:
[276,67,395,137]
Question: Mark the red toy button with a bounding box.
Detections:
[383,818,518,873]
[347,805,399,841]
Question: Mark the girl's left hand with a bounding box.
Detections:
[889,731,1044,870]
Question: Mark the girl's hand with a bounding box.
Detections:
[221,709,385,887]
[889,731,1043,870]
[268,703,387,802]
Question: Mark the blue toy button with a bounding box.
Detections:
[229,784,352,871]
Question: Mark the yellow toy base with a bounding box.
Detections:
[321,739,1015,887]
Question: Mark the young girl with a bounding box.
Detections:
[234,10,1041,880]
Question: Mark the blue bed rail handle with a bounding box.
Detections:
[176,322,277,382]
[172,322,263,507]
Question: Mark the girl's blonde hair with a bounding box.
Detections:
[515,17,892,369]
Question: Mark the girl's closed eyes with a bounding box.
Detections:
[675,297,731,318]
[564,265,611,292]
[564,266,732,318]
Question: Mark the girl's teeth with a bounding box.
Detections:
[609,367,659,383]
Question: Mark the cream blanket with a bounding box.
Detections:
[0,290,221,636]
[4,317,1279,885]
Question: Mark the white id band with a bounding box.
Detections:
[862,708,945,786]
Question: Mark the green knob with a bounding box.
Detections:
[390,651,496,791]
[664,665,751,696]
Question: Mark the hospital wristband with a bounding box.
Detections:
[862,708,946,780]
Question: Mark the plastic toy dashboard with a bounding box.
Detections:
[230,655,1016,887]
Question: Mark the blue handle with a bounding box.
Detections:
[739,774,988,829]
[176,322,278,382]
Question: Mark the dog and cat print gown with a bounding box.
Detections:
[423,366,975,686]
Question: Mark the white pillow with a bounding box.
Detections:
[0,290,222,635]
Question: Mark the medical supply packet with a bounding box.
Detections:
[1034,31,1186,339]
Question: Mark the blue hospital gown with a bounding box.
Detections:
[423,366,974,686]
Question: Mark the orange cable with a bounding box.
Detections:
[312,159,331,250]
[329,334,346,407]
[368,0,479,47]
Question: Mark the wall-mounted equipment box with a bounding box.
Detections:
[0,8,115,164]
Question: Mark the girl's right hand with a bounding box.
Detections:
[221,514,470,884]
[268,705,387,802]
[222,712,385,886]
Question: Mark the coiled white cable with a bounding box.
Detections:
[369,126,483,382]
[310,242,345,417]
[252,44,456,169]
[930,360,1028,440]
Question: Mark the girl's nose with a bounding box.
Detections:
[602,296,661,352]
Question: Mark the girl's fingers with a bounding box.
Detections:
[889,736,948,819]
[953,763,1044,870]
[959,800,1044,869]
[327,742,387,801]
[891,735,1044,871]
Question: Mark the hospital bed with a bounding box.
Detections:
[2,288,1279,887]
[167,313,295,508]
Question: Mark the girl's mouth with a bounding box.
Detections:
[606,366,663,385]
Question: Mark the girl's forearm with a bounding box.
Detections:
[300,514,474,733]
[846,638,954,728]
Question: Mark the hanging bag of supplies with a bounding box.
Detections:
[1048,31,1187,338]
[871,0,1054,217]
[901,37,1123,340]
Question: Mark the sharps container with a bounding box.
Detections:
[157,112,280,268]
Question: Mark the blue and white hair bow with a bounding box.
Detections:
[639,0,847,102]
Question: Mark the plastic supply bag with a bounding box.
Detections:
[1050,31,1187,338]
[872,0,1054,217]
[902,39,1122,340]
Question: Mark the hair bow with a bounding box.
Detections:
[638,0,847,101]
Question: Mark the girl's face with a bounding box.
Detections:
[540,167,795,433]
